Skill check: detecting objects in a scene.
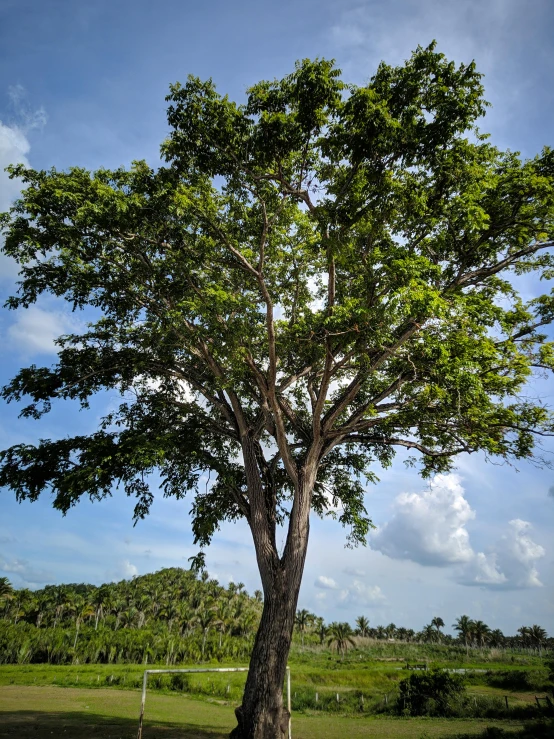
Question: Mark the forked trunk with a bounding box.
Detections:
[230,568,302,739]
[232,437,316,738]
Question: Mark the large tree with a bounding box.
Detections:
[1,44,554,738]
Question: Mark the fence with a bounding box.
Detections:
[136,666,292,739]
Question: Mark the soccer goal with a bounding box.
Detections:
[137,666,292,739]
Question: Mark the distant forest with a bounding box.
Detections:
[0,569,550,665]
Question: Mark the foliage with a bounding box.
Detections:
[1,43,553,574]
[398,668,466,716]
[0,568,262,665]
[1,44,554,735]
[327,622,356,657]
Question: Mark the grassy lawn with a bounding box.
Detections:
[0,685,529,739]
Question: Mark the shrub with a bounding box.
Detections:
[398,668,466,716]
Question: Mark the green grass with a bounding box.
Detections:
[0,685,531,739]
[0,659,548,716]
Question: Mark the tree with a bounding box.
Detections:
[327,621,356,657]
[431,616,445,642]
[294,608,313,646]
[489,628,505,648]
[472,620,490,649]
[422,623,439,643]
[0,578,14,616]
[1,44,554,739]
[453,615,474,655]
[355,615,370,637]
[314,616,327,645]
[529,624,548,655]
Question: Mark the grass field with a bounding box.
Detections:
[0,661,546,715]
[0,685,530,739]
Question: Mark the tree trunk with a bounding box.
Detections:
[230,567,301,739]
[231,434,315,738]
[73,620,80,650]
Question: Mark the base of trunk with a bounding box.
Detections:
[230,704,290,739]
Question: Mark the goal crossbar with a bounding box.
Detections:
[137,666,292,739]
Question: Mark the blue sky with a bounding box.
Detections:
[0,0,553,635]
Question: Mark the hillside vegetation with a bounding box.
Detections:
[0,569,551,668]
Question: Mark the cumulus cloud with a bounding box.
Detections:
[0,123,30,282]
[339,580,386,607]
[372,474,546,590]
[371,474,475,566]
[1,86,47,282]
[8,305,80,355]
[460,520,545,590]
[0,553,52,585]
[315,575,338,589]
[107,560,138,582]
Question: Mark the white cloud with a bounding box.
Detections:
[371,474,475,566]
[1,86,47,283]
[315,575,338,589]
[8,305,80,355]
[106,559,138,582]
[0,121,30,282]
[460,520,545,590]
[371,474,546,590]
[338,580,386,607]
[7,85,47,132]
[460,551,507,587]
[0,552,52,585]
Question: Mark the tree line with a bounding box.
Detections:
[0,571,549,665]
[295,609,550,654]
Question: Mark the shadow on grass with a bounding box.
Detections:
[0,710,230,739]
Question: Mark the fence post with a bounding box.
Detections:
[286,666,291,739]
[137,670,148,739]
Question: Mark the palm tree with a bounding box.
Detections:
[214,601,232,648]
[489,629,505,648]
[453,615,474,655]
[314,617,327,645]
[327,622,356,658]
[0,577,13,613]
[51,585,72,628]
[294,609,313,646]
[517,626,531,650]
[529,625,548,655]
[385,622,397,640]
[431,616,445,642]
[73,598,95,651]
[422,623,438,643]
[355,615,370,637]
[472,620,490,649]
[196,608,216,660]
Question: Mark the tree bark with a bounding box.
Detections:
[230,564,304,739]
[231,434,316,738]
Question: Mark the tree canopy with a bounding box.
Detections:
[1,43,553,738]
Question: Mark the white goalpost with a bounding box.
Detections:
[136,666,292,739]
